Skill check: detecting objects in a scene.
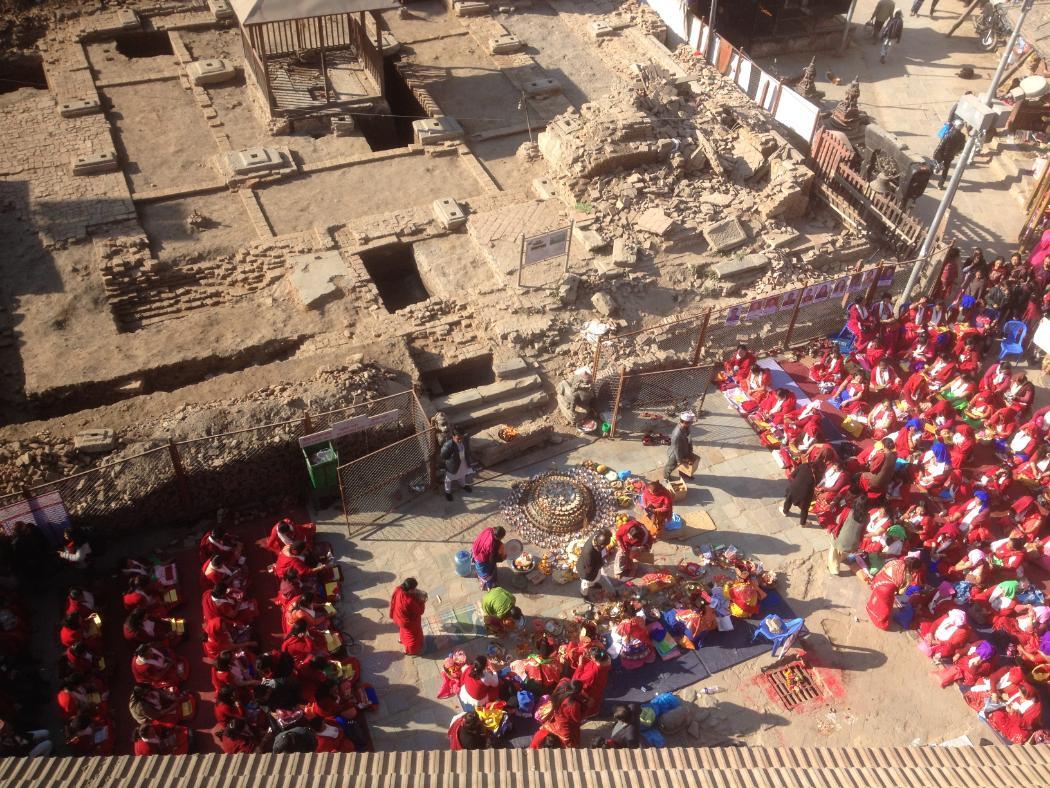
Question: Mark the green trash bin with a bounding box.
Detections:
[303,440,339,491]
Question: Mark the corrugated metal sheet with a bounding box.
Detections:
[230,0,399,26]
[5,746,1050,787]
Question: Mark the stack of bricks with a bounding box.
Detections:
[91,230,319,329]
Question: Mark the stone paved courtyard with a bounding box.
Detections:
[315,393,992,751]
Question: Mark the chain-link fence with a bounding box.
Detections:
[336,426,436,522]
[603,258,934,436]
[0,389,432,538]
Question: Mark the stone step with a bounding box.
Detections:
[433,372,549,429]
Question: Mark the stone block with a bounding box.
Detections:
[494,357,530,380]
[531,178,555,201]
[74,428,116,454]
[703,216,749,252]
[432,197,466,230]
[231,147,282,174]
[187,58,238,86]
[72,151,118,175]
[454,1,490,17]
[208,0,235,20]
[636,208,676,237]
[524,78,560,98]
[490,34,524,55]
[699,192,735,208]
[573,224,606,252]
[610,238,637,268]
[559,273,580,306]
[412,116,465,146]
[478,374,542,402]
[117,8,139,28]
[59,98,101,118]
[380,32,401,56]
[287,251,348,309]
[591,20,615,39]
[591,291,618,317]
[712,253,768,281]
[685,145,708,173]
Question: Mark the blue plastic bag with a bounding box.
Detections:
[666,513,684,532]
[938,121,951,139]
[516,690,534,716]
[648,692,682,717]
[641,728,666,747]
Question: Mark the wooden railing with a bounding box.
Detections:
[810,128,926,258]
[356,15,384,97]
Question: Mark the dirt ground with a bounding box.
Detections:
[255,154,483,234]
[139,191,257,260]
[104,81,219,193]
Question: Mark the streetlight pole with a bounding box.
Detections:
[840,0,859,54]
[900,0,1033,304]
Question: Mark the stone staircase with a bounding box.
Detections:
[8,745,1050,787]
[989,137,1041,208]
[432,356,550,430]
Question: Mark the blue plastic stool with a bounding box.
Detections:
[751,616,807,658]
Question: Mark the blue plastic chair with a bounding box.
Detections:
[831,325,855,355]
[751,616,807,658]
[998,320,1027,361]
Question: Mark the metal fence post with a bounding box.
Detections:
[783,289,804,350]
[609,367,626,438]
[691,309,713,367]
[166,439,191,506]
[303,412,312,433]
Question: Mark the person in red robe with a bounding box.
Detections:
[869,358,900,400]
[614,520,652,579]
[530,678,587,749]
[388,578,427,656]
[917,609,972,661]
[64,588,98,619]
[987,684,1044,744]
[901,370,930,410]
[202,582,259,626]
[947,422,976,469]
[721,344,756,386]
[198,526,243,563]
[59,612,102,653]
[57,676,109,720]
[281,620,330,668]
[1003,373,1035,415]
[866,556,922,630]
[641,481,674,532]
[979,361,1013,396]
[129,684,197,726]
[739,366,773,412]
[217,718,258,754]
[515,638,564,696]
[123,575,176,616]
[755,388,798,426]
[936,640,996,688]
[570,646,611,719]
[63,642,107,676]
[923,354,956,388]
[811,345,847,390]
[123,608,183,646]
[65,712,114,756]
[131,644,189,688]
[210,650,261,694]
[201,553,249,590]
[203,616,256,662]
[265,518,317,555]
[312,716,356,753]
[132,722,190,756]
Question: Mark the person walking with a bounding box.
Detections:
[933,120,966,188]
[880,10,903,64]
[871,0,895,40]
[441,427,473,502]
[663,411,698,482]
[783,460,818,526]
[576,529,615,600]
[389,578,427,655]
[829,496,869,575]
[470,526,506,591]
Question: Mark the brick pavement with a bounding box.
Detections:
[314,392,823,751]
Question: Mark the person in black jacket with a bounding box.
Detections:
[879,10,903,63]
[440,428,473,502]
[576,529,614,600]
[933,121,967,188]
[783,461,818,526]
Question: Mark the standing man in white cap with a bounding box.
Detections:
[663,412,698,482]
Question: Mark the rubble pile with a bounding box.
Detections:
[0,363,390,496]
[536,66,816,261]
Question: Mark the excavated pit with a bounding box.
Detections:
[112,31,174,58]
[420,354,495,398]
[359,242,430,313]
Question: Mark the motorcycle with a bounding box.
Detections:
[974,0,1010,52]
